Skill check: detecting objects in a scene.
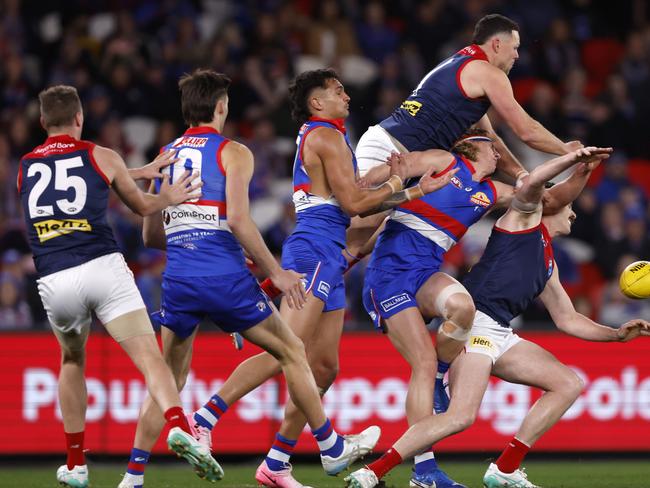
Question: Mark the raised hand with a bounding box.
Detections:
[564,140,584,152]
[387,151,411,183]
[617,319,650,342]
[139,149,178,180]
[419,166,460,195]
[159,170,203,206]
[270,269,307,309]
[571,146,612,165]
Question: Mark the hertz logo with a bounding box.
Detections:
[400,100,422,116]
[470,336,493,348]
[34,219,92,242]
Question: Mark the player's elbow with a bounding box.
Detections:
[340,200,362,217]
[227,212,247,232]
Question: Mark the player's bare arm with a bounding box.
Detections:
[465,61,571,155]
[542,159,604,214]
[142,181,166,250]
[360,149,454,187]
[223,141,306,309]
[498,147,611,230]
[360,165,459,217]
[475,114,527,182]
[128,149,177,180]
[93,145,202,216]
[540,265,650,342]
[308,127,408,216]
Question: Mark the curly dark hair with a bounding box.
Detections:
[288,68,340,123]
[451,128,492,161]
[472,14,520,44]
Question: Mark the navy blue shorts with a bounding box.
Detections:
[157,271,272,338]
[281,234,346,312]
[362,264,439,329]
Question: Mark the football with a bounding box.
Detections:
[619,261,650,299]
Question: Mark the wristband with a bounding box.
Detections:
[406,184,424,201]
[260,277,281,299]
[385,174,403,194]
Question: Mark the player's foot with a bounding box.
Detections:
[483,463,540,488]
[434,377,450,414]
[344,468,379,488]
[410,466,467,488]
[117,472,142,488]
[187,413,213,450]
[167,426,224,482]
[321,426,381,475]
[255,460,314,487]
[56,464,88,488]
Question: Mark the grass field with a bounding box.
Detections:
[2,460,650,488]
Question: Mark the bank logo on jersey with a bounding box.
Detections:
[470,191,491,207]
[400,100,422,116]
[33,218,92,242]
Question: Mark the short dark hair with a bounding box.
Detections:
[472,14,520,44]
[178,69,231,126]
[288,68,340,123]
[39,85,82,129]
[452,127,491,161]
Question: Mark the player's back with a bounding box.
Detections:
[18,134,119,277]
[462,223,555,327]
[159,126,246,277]
[379,45,491,152]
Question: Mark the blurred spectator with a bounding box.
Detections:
[0,250,31,330]
[355,1,399,64]
[538,17,581,84]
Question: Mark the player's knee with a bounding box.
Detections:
[446,293,475,328]
[61,347,85,366]
[282,334,307,364]
[559,370,585,402]
[449,409,478,433]
[410,354,438,381]
[311,359,339,390]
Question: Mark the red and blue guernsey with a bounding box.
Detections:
[158,126,245,277]
[18,135,119,277]
[291,117,358,247]
[379,44,491,151]
[462,223,555,327]
[363,154,497,325]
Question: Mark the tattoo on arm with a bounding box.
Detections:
[360,189,409,217]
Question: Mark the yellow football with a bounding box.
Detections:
[619,261,650,299]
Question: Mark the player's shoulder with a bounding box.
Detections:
[221,139,252,159]
[305,124,345,151]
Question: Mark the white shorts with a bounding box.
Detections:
[465,310,523,364]
[38,252,147,336]
[355,125,406,176]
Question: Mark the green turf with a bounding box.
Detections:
[2,460,649,487]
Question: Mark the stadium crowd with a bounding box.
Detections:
[1,0,650,331]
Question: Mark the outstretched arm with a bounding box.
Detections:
[475,114,527,182]
[224,142,306,309]
[542,160,601,214]
[360,149,455,187]
[540,265,650,342]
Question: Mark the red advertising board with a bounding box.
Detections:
[3,332,650,454]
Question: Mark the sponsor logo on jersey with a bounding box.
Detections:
[317,280,331,297]
[33,219,92,242]
[470,336,493,349]
[380,293,411,312]
[171,136,208,148]
[470,191,491,207]
[450,176,463,190]
[163,203,223,233]
[400,100,422,117]
[33,142,75,154]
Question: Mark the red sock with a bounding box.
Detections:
[495,437,530,473]
[164,406,191,434]
[260,278,281,299]
[65,431,85,470]
[367,447,403,479]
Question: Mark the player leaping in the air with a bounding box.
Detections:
[345,146,650,488]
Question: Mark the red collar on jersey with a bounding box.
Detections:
[184,126,220,136]
[308,116,346,134]
[457,44,489,61]
[44,134,77,144]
